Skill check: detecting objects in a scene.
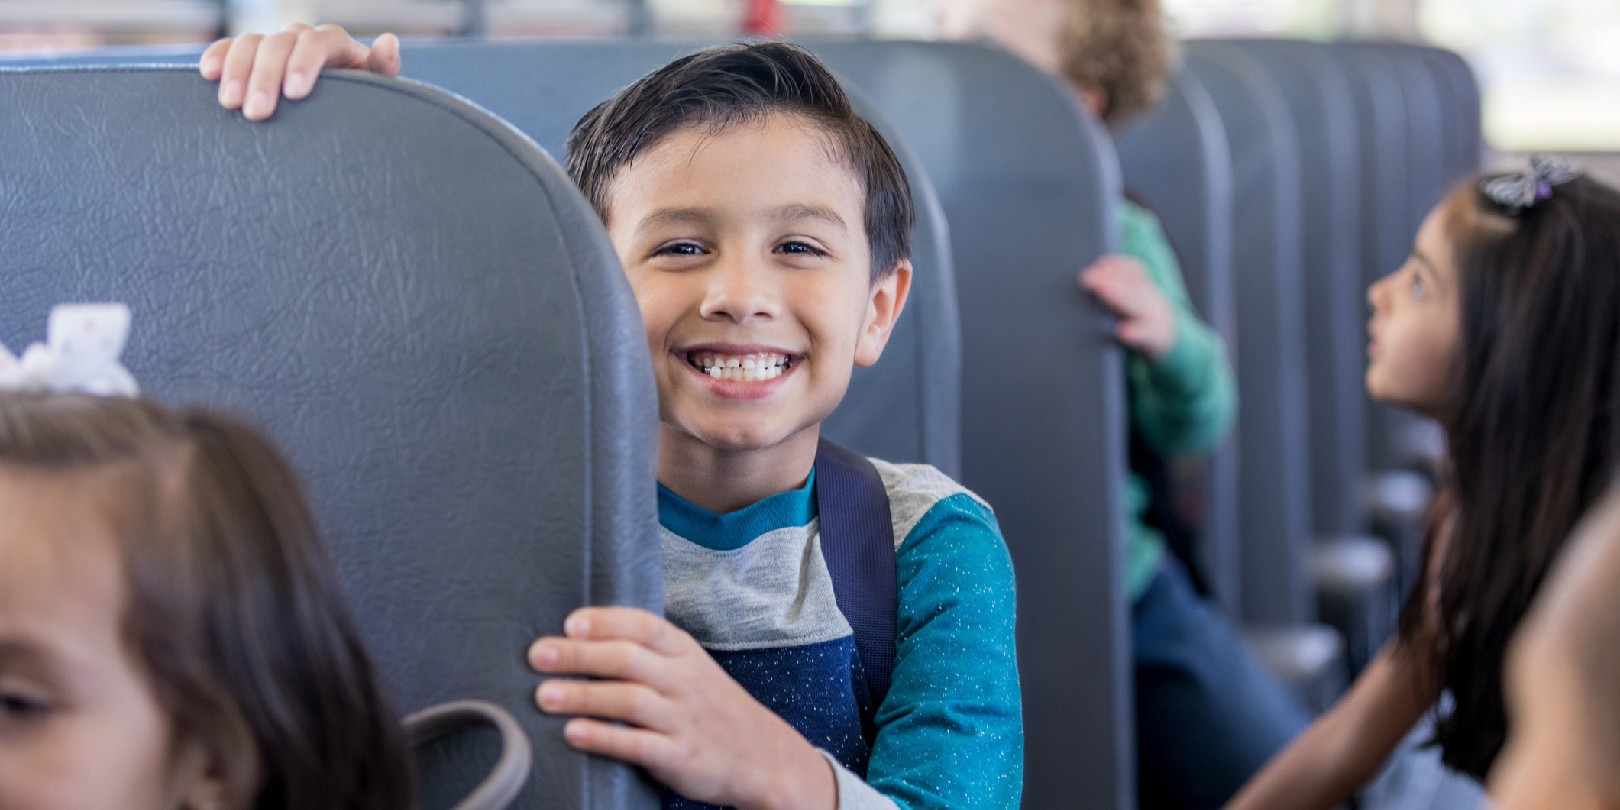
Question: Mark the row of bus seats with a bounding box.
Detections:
[1119,39,1482,703]
[0,34,1479,810]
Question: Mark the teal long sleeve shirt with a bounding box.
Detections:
[1119,200,1238,599]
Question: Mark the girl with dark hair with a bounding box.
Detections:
[1230,160,1620,808]
[0,391,414,809]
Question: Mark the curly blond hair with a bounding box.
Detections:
[1056,0,1178,130]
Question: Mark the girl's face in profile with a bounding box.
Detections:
[1366,205,1463,415]
[0,472,215,810]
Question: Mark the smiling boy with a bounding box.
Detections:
[204,29,1022,810]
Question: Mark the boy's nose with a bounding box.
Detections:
[699,257,778,323]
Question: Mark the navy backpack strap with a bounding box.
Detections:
[813,438,897,742]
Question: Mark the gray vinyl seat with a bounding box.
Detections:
[1370,42,1458,226]
[1182,48,1313,631]
[1213,39,1370,541]
[1212,38,1401,675]
[400,40,964,478]
[0,67,661,809]
[1321,42,1451,479]
[1410,44,1484,185]
[1,41,963,476]
[804,40,1132,810]
[1127,53,1393,683]
[1321,42,1444,586]
[1114,68,1242,612]
[1121,56,1349,709]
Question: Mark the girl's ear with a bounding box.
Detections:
[855,259,913,368]
[172,737,242,810]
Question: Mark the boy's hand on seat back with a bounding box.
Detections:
[200,23,400,121]
[1080,254,1177,361]
[529,607,836,810]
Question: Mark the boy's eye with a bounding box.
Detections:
[775,241,828,258]
[1410,273,1428,299]
[652,241,706,257]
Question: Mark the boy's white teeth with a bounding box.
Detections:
[689,351,792,382]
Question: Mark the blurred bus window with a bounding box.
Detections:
[0,1,220,53]
[651,0,868,35]
[1162,0,1345,38]
[1420,0,1620,151]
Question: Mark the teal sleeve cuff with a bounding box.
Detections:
[1145,314,1224,398]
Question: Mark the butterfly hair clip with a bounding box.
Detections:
[1480,155,1583,214]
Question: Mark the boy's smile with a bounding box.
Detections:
[603,113,910,509]
[682,347,797,396]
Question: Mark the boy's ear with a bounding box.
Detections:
[854,259,913,368]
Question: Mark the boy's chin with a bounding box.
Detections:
[665,417,819,456]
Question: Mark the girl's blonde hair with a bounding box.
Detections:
[1055,0,1179,130]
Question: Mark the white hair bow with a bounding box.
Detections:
[0,304,139,397]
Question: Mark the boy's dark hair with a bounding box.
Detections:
[0,393,414,810]
[565,41,914,282]
[1395,174,1620,780]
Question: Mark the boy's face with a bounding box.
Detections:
[603,114,910,459]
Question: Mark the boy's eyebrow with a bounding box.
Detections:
[767,204,850,234]
[637,207,717,235]
[633,205,850,236]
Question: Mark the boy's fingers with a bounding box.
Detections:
[1085,274,1132,312]
[537,679,670,731]
[1080,259,1133,292]
[308,24,375,69]
[559,718,668,768]
[1116,318,1148,345]
[1078,266,1117,297]
[199,38,231,80]
[565,607,689,655]
[283,25,349,98]
[217,34,263,109]
[366,32,403,76]
[242,29,301,120]
[529,638,663,685]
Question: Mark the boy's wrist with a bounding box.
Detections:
[742,736,837,810]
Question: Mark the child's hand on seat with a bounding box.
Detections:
[1080,254,1177,361]
[529,607,836,810]
[199,23,400,121]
